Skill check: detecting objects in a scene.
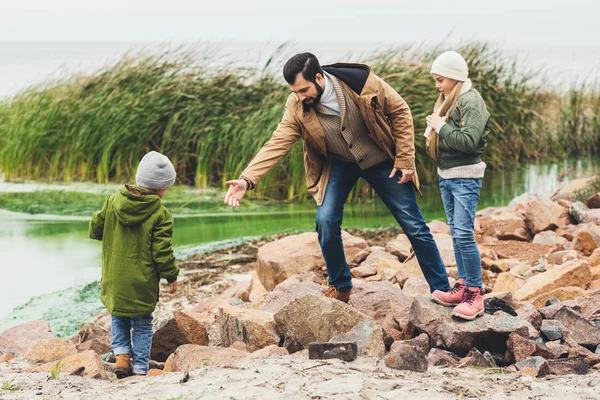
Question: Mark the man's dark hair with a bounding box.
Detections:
[283,53,323,85]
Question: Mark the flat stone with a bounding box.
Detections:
[26,338,77,364]
[274,295,370,352]
[402,276,431,298]
[515,356,550,377]
[546,341,569,358]
[171,345,250,371]
[249,345,289,359]
[409,296,530,355]
[217,306,280,351]
[308,342,358,361]
[259,276,325,314]
[427,348,460,367]
[385,341,429,372]
[540,325,563,342]
[547,357,591,375]
[32,350,108,380]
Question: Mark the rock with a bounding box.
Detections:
[588,280,600,291]
[432,233,456,267]
[547,357,591,375]
[513,260,592,302]
[0,353,14,362]
[274,295,370,352]
[533,231,569,248]
[428,348,460,367]
[236,271,268,303]
[546,341,569,358]
[385,340,429,372]
[351,249,397,278]
[230,341,250,352]
[528,287,588,309]
[487,259,523,274]
[384,234,413,262]
[569,290,600,320]
[516,304,542,330]
[546,250,580,265]
[458,348,497,368]
[428,220,451,234]
[552,307,600,347]
[409,296,530,355]
[217,306,280,352]
[163,354,174,372]
[569,202,590,224]
[493,272,526,293]
[33,350,108,380]
[151,309,211,362]
[484,297,517,316]
[506,332,536,363]
[540,325,563,342]
[259,277,324,314]
[485,240,553,266]
[552,177,596,201]
[330,319,386,357]
[170,344,249,371]
[515,356,550,377]
[573,231,599,256]
[75,340,109,357]
[402,276,431,298]
[579,209,600,225]
[392,258,425,287]
[26,338,77,364]
[526,199,563,235]
[567,344,600,366]
[249,345,288,359]
[478,213,531,241]
[0,321,55,357]
[147,369,165,376]
[348,280,412,335]
[308,342,358,361]
[256,231,370,291]
[590,250,600,267]
[484,291,515,308]
[587,193,600,209]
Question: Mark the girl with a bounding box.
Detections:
[426,51,490,320]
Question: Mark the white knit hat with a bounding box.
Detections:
[430,51,468,82]
[136,151,176,190]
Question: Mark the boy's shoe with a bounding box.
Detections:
[452,287,485,321]
[114,354,132,379]
[324,285,351,303]
[431,279,466,306]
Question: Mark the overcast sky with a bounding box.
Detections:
[0,0,597,46]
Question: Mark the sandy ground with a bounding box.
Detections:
[1,356,599,400]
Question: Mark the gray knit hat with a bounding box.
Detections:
[135,151,176,190]
[430,51,469,82]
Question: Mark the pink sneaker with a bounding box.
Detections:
[431,279,466,306]
[452,287,485,320]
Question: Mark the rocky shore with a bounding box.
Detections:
[1,177,600,399]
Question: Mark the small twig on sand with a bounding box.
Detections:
[302,362,331,371]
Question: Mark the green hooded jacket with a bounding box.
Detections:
[89,185,179,317]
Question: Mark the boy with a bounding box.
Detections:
[89,151,179,378]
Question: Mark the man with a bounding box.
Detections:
[224,53,451,302]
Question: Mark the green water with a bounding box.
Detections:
[1,157,599,336]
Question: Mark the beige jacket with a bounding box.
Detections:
[240,63,420,206]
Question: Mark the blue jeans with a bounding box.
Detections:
[316,160,451,293]
[439,177,483,288]
[111,313,153,375]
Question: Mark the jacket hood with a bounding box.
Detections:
[114,185,161,226]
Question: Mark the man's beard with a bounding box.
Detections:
[302,81,324,112]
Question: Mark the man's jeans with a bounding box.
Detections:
[439,177,483,288]
[316,160,451,293]
[111,313,153,375]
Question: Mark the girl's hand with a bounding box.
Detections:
[426,114,446,129]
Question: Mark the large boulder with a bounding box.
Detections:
[0,321,56,357]
[348,280,412,337]
[32,350,108,380]
[274,295,370,352]
[26,338,77,364]
[217,306,280,351]
[257,231,370,291]
[525,199,564,235]
[513,259,592,303]
[151,308,211,362]
[409,297,529,355]
[170,344,250,371]
[259,276,325,314]
[552,177,596,201]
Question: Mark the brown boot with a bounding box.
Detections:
[324,285,351,303]
[114,354,132,379]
